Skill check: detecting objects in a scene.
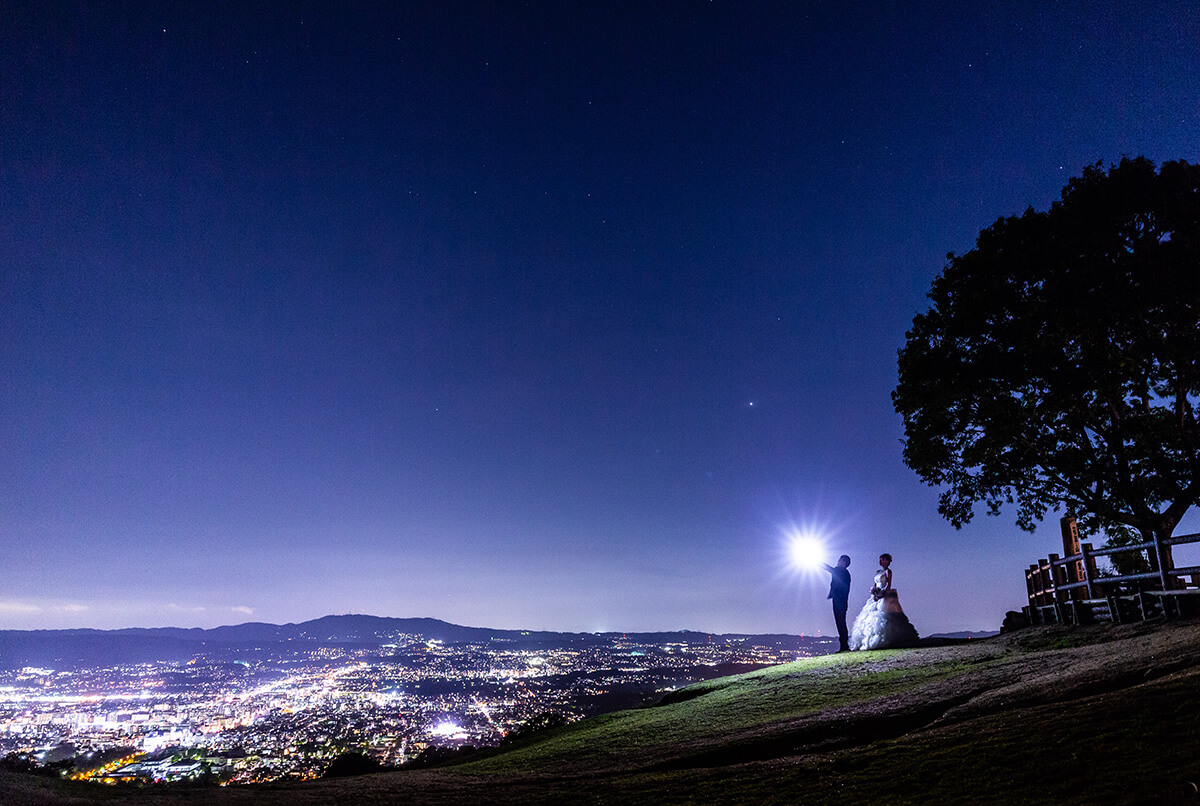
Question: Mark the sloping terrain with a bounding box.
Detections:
[4,618,1199,805]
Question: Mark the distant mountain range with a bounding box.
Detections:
[0,614,827,670]
[930,631,998,641]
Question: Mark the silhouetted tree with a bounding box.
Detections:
[405,744,484,768]
[500,711,572,745]
[0,752,73,778]
[1098,525,1153,577]
[894,158,1200,579]
[322,751,382,778]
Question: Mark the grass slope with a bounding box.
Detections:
[4,618,1200,805]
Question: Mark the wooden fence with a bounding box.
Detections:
[1023,516,1200,626]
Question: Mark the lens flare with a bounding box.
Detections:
[788,533,826,570]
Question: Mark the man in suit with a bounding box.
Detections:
[821,555,852,652]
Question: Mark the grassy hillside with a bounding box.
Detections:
[4,618,1200,805]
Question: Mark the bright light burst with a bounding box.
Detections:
[774,508,846,590]
[787,533,827,570]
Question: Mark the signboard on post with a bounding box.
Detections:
[1060,516,1085,597]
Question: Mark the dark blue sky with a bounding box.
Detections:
[3,2,1198,634]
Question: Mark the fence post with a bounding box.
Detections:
[1071,598,1090,625]
[1080,543,1097,599]
[1151,532,1175,591]
[1038,558,1051,606]
[1137,590,1153,621]
[1048,553,1062,600]
[1060,517,1084,600]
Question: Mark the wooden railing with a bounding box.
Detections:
[1022,517,1200,626]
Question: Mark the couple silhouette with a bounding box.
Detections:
[821,553,919,651]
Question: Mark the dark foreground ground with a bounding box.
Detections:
[4,617,1200,805]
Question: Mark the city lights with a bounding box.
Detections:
[0,633,825,784]
[430,721,464,738]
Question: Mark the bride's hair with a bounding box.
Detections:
[879,553,892,563]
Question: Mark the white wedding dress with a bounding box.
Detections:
[848,568,920,650]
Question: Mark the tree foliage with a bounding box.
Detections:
[893,158,1200,542]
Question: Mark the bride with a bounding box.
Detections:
[848,553,920,650]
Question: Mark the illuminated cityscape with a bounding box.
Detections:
[0,627,825,784]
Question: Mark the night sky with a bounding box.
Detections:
[3,2,1198,636]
